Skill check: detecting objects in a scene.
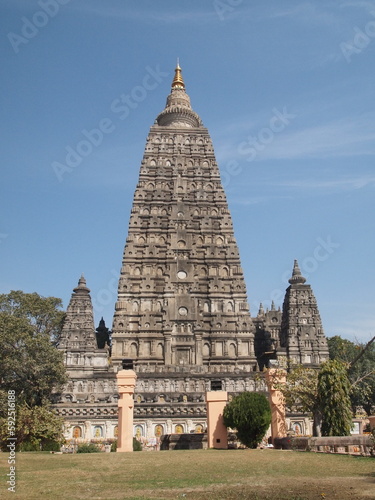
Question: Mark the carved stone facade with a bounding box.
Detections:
[254,301,283,370]
[54,66,329,442]
[279,260,329,365]
[254,260,329,369]
[111,63,255,374]
[54,276,118,442]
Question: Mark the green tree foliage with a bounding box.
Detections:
[274,359,353,437]
[223,392,271,448]
[0,291,67,450]
[328,335,375,416]
[274,364,318,415]
[271,364,322,436]
[317,359,353,436]
[0,403,65,451]
[0,290,65,345]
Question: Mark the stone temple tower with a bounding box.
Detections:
[56,276,116,436]
[111,63,256,374]
[110,64,261,434]
[55,67,331,440]
[279,260,329,365]
[58,275,108,368]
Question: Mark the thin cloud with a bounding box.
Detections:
[272,175,375,191]
[340,1,375,10]
[70,2,220,24]
[215,112,375,163]
[328,316,375,342]
[265,1,345,30]
[224,174,375,201]
[263,122,375,161]
[229,195,293,207]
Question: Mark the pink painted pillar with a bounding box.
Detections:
[265,368,287,444]
[368,416,375,431]
[116,369,137,452]
[205,391,228,449]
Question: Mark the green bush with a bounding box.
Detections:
[41,440,61,452]
[133,438,142,451]
[223,392,271,449]
[19,441,40,452]
[18,440,62,452]
[110,439,142,451]
[76,443,101,453]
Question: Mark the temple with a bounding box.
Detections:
[54,64,329,443]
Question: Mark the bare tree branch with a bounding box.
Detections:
[350,369,375,388]
[349,335,375,368]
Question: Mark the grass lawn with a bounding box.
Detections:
[1,449,374,500]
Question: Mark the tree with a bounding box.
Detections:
[0,403,65,451]
[271,364,321,436]
[274,360,352,437]
[0,290,65,345]
[0,291,67,450]
[0,308,67,407]
[328,335,375,416]
[317,359,353,436]
[223,392,271,448]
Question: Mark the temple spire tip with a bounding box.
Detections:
[289,259,306,285]
[171,59,185,89]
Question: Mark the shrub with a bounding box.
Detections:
[41,440,61,452]
[76,443,101,453]
[223,392,271,448]
[19,441,40,452]
[133,438,142,451]
[110,439,142,451]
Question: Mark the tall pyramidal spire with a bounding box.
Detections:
[111,63,256,376]
[280,260,329,365]
[58,275,108,367]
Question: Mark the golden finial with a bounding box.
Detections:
[171,58,185,89]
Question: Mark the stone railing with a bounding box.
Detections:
[274,435,374,456]
[160,433,207,450]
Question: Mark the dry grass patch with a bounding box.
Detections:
[0,449,374,500]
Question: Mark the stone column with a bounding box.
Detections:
[205,391,228,449]
[165,335,172,364]
[84,420,92,441]
[223,340,228,357]
[116,368,137,452]
[265,368,287,444]
[195,334,203,365]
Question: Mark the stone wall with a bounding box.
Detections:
[274,435,374,456]
[160,433,208,450]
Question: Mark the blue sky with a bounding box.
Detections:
[1,0,374,343]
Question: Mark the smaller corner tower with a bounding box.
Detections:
[279,260,329,365]
[54,276,116,441]
[254,301,282,370]
[58,275,109,369]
